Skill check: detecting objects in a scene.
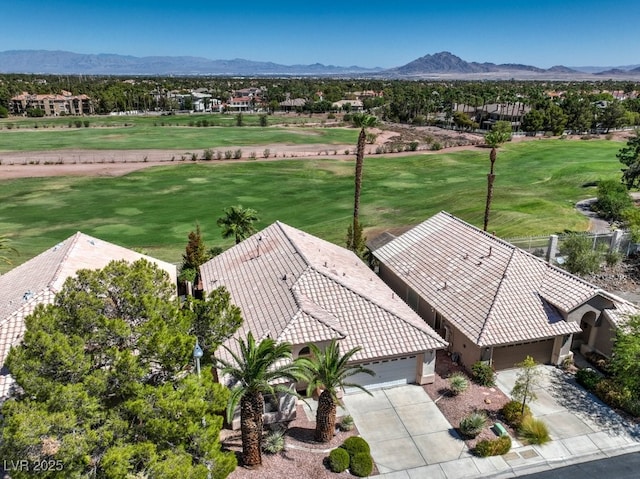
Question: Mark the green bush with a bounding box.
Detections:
[595,378,631,409]
[519,416,550,445]
[328,447,350,473]
[459,411,487,438]
[474,436,512,457]
[471,361,496,386]
[340,436,370,457]
[575,368,602,391]
[502,400,531,428]
[350,452,373,477]
[263,429,285,454]
[448,372,469,395]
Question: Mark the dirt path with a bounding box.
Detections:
[0,130,627,180]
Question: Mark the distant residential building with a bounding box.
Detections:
[333,99,364,111]
[10,90,94,116]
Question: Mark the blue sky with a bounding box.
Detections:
[3,0,638,68]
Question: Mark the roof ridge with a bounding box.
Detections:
[290,285,347,337]
[274,221,312,267]
[439,211,518,251]
[477,248,516,344]
[47,231,83,291]
[308,265,445,345]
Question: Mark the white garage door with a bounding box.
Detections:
[344,356,417,394]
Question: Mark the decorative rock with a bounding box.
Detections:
[484,398,492,404]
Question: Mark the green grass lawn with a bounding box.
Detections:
[0,125,356,151]
[0,139,623,272]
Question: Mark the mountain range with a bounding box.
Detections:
[0,50,638,79]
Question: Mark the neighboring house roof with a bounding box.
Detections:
[200,222,446,365]
[0,232,177,399]
[373,212,626,347]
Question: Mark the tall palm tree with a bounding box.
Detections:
[0,235,17,266]
[216,205,259,244]
[483,121,512,232]
[297,340,374,443]
[348,113,377,254]
[216,332,299,467]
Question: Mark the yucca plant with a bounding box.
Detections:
[263,428,285,454]
[339,415,355,432]
[449,372,469,396]
[459,411,487,438]
[518,416,550,445]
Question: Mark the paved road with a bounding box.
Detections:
[517,452,640,479]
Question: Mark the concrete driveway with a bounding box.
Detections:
[496,365,640,465]
[342,385,470,475]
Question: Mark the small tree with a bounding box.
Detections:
[559,233,602,275]
[511,356,541,415]
[618,129,640,189]
[594,179,633,221]
[609,315,640,399]
[483,121,512,231]
[217,205,259,245]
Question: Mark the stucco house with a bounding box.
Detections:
[373,212,638,370]
[200,221,447,398]
[0,232,177,400]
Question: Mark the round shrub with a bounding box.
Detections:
[595,378,631,409]
[576,367,602,391]
[459,411,487,438]
[448,372,469,396]
[350,452,373,477]
[471,361,496,387]
[474,436,512,457]
[328,447,350,473]
[340,436,370,457]
[502,400,531,428]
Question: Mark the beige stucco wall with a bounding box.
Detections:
[416,350,436,384]
[592,316,617,357]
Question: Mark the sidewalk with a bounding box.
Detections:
[356,366,640,479]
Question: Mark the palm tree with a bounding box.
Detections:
[0,235,17,266]
[216,332,299,467]
[216,205,259,244]
[483,121,512,232]
[348,113,377,254]
[297,340,374,443]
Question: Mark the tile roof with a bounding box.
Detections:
[200,222,446,364]
[0,232,177,400]
[372,212,613,347]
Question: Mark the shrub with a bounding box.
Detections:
[263,429,285,454]
[328,447,349,473]
[575,367,602,391]
[471,361,496,386]
[474,436,511,457]
[595,378,631,409]
[339,415,355,432]
[83,120,90,128]
[431,141,442,151]
[350,452,373,477]
[224,150,233,160]
[459,411,487,438]
[233,149,242,159]
[74,120,83,128]
[202,148,214,161]
[519,416,550,445]
[502,400,531,428]
[340,436,370,457]
[263,148,271,158]
[409,141,419,151]
[448,372,469,395]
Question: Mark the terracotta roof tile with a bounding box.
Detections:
[200,222,446,363]
[374,212,600,346]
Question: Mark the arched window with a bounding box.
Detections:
[298,346,311,357]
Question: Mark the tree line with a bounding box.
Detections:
[1,74,639,133]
